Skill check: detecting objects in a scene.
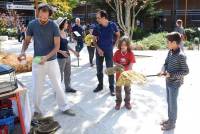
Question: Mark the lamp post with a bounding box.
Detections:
[80,1,87,23]
[34,0,38,18]
[184,0,188,27]
[172,0,176,30]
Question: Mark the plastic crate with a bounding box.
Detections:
[0,99,12,109]
[0,116,15,133]
[0,108,13,119]
[0,125,9,134]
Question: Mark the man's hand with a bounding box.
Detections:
[18,53,26,61]
[39,56,48,65]
[97,48,104,56]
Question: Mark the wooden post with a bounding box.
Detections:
[184,0,188,27]
[34,0,38,18]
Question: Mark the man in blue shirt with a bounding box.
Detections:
[93,10,120,96]
[72,18,84,52]
[18,3,76,117]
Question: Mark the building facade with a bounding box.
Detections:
[0,0,35,26]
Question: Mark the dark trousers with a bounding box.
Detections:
[75,41,84,52]
[116,86,131,104]
[17,33,21,42]
[96,51,114,92]
[166,80,181,124]
[87,46,95,65]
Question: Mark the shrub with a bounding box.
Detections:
[149,44,160,50]
[185,28,200,41]
[185,28,196,41]
[184,41,192,47]
[135,32,167,50]
[194,37,200,45]
[132,27,149,41]
[0,28,17,38]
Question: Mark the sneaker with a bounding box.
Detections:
[115,103,121,110]
[65,88,77,93]
[125,102,132,110]
[93,85,103,93]
[161,122,175,131]
[110,91,115,96]
[62,109,76,116]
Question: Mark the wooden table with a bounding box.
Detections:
[0,87,26,134]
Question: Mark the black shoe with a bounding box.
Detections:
[110,91,115,96]
[90,63,94,67]
[93,85,103,93]
[65,88,77,93]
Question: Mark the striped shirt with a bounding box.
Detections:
[162,48,189,85]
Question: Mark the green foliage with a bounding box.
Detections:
[184,41,192,47]
[0,28,17,37]
[40,0,79,19]
[135,32,167,50]
[185,28,200,42]
[132,28,149,41]
[136,0,162,19]
[194,37,200,44]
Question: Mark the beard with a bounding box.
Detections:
[39,18,48,25]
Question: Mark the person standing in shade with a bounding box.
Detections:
[56,17,79,93]
[174,19,186,51]
[85,27,95,67]
[72,18,84,52]
[92,10,120,96]
[18,3,76,117]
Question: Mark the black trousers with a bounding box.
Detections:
[87,46,95,65]
[96,51,114,92]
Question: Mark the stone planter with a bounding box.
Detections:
[0,36,8,41]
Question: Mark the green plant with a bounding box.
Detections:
[135,32,167,50]
[194,37,200,45]
[184,41,192,47]
[132,28,149,41]
[0,28,17,38]
[185,28,200,41]
[185,28,196,41]
[149,44,160,50]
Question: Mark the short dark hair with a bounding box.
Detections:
[176,19,183,25]
[166,32,182,45]
[117,36,132,52]
[59,19,68,30]
[38,3,53,16]
[97,10,108,20]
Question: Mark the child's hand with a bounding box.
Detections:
[74,51,79,57]
[158,72,165,77]
[165,72,170,78]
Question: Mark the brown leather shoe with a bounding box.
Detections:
[125,102,132,110]
[161,122,175,131]
[115,103,121,110]
[160,120,169,126]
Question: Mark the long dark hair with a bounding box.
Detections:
[59,19,68,30]
[117,36,132,52]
